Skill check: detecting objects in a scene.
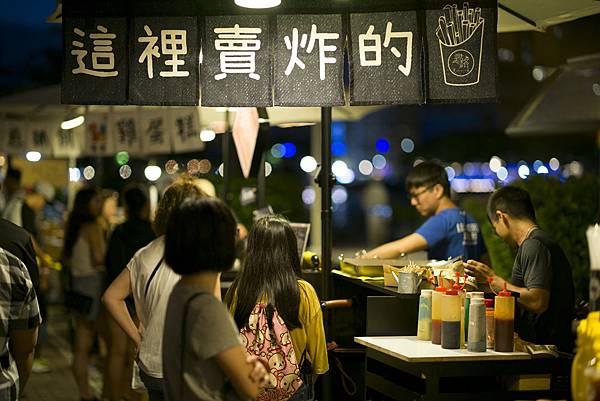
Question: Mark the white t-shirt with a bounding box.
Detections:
[128,236,181,378]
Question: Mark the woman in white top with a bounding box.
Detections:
[62,187,106,401]
[102,180,205,401]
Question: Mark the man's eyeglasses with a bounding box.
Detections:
[407,185,434,200]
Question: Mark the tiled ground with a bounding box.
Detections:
[22,306,145,401]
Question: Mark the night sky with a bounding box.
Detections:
[0,0,57,27]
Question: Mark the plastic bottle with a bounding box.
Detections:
[467,298,486,352]
[431,277,447,345]
[417,290,433,340]
[494,284,515,352]
[573,312,600,401]
[464,292,484,343]
[485,298,495,349]
[441,289,462,349]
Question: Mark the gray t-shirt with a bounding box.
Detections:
[512,229,574,352]
[163,282,243,401]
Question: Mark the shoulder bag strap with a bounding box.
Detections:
[144,257,164,298]
[180,291,208,400]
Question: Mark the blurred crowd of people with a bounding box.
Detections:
[0,168,328,401]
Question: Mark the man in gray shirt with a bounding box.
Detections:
[465,186,575,352]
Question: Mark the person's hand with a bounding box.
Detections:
[247,355,269,388]
[464,259,505,290]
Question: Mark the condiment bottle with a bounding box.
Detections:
[467,297,486,352]
[452,272,467,348]
[464,292,484,343]
[494,283,515,352]
[431,276,447,345]
[485,298,495,349]
[417,290,433,340]
[441,289,461,349]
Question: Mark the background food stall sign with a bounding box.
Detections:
[27,122,54,154]
[348,11,424,105]
[139,110,172,154]
[62,18,128,105]
[274,14,345,106]
[110,112,143,154]
[169,108,205,153]
[2,120,28,154]
[201,16,272,107]
[130,17,199,106]
[425,0,497,102]
[85,113,113,155]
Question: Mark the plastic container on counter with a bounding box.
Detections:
[467,297,486,352]
[417,290,433,340]
[431,278,447,345]
[441,289,461,349]
[494,284,515,352]
[485,298,495,349]
[464,291,484,343]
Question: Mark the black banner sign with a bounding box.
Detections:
[201,15,272,107]
[425,0,497,102]
[62,18,128,105]
[349,12,423,105]
[274,15,345,106]
[129,17,199,106]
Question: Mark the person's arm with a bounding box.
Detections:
[302,285,329,375]
[9,327,38,392]
[464,260,551,314]
[215,345,267,400]
[85,222,107,267]
[102,268,140,351]
[362,233,428,259]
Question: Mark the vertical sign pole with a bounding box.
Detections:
[222,109,231,204]
[321,107,332,305]
[320,106,333,401]
[257,152,266,209]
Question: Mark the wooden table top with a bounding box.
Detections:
[355,336,531,362]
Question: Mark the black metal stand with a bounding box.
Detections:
[320,106,332,304]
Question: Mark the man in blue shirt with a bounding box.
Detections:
[364,161,488,261]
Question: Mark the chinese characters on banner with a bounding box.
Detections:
[349,12,423,105]
[110,112,142,154]
[130,17,199,105]
[62,18,128,104]
[51,125,83,158]
[201,16,272,107]
[139,110,172,154]
[3,121,28,154]
[425,0,497,102]
[61,9,497,107]
[274,15,345,106]
[28,123,54,154]
[169,108,205,153]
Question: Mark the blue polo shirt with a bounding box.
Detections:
[415,208,487,261]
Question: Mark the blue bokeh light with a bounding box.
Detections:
[283,142,296,158]
[376,138,390,153]
[332,141,347,157]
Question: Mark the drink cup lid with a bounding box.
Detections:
[445,289,458,296]
[420,289,433,296]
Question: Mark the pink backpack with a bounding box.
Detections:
[240,303,304,401]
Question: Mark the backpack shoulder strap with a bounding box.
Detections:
[144,257,164,298]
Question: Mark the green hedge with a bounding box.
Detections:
[462,175,599,301]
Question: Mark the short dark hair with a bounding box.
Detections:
[406,161,450,197]
[487,186,536,223]
[123,184,149,220]
[164,196,237,275]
